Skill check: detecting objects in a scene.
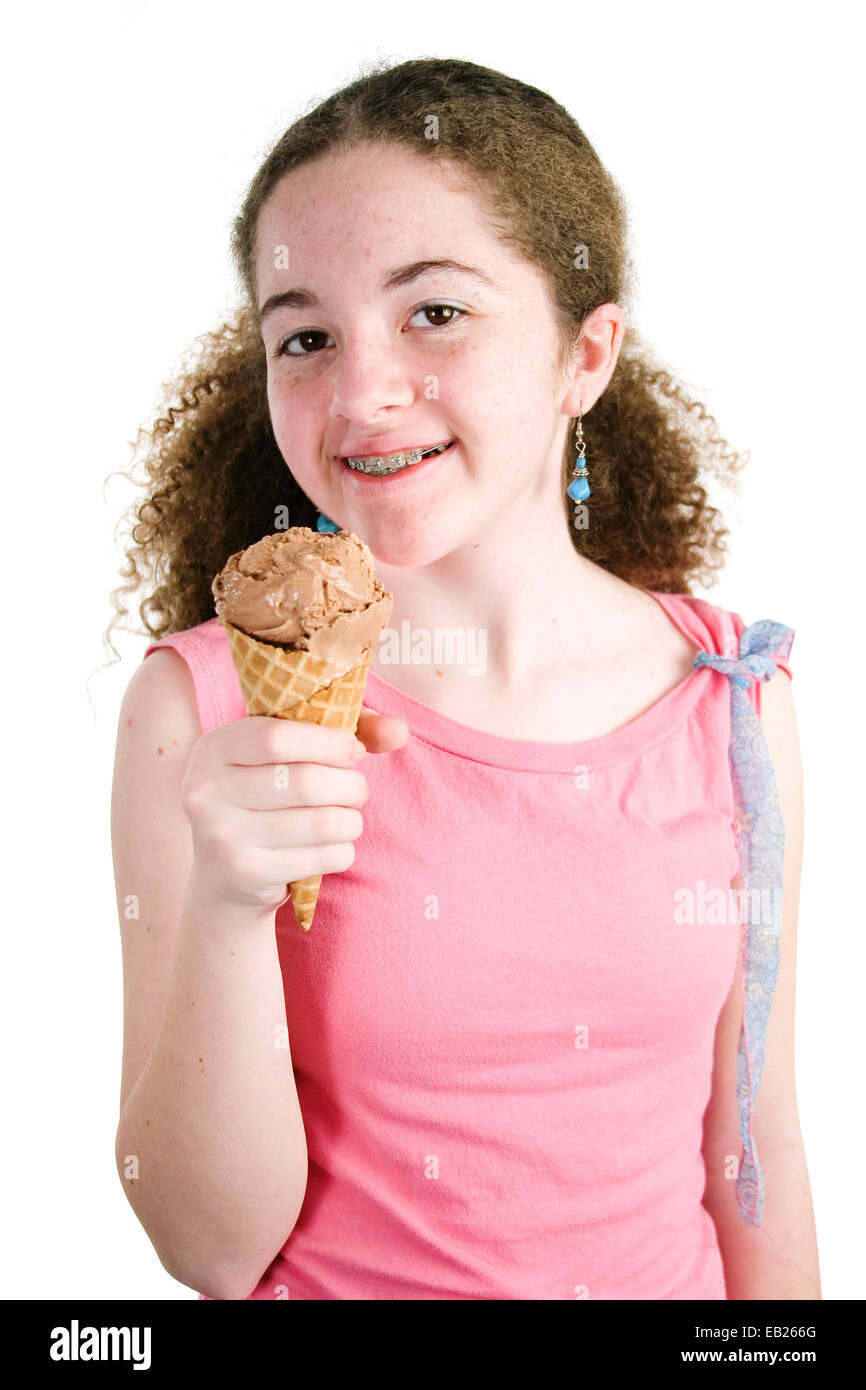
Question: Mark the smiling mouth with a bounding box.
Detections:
[343,440,454,475]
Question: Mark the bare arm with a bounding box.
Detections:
[112,651,308,1301]
[701,669,821,1299]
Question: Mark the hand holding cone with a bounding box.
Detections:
[213,528,392,932]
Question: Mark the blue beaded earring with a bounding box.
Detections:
[316,512,339,533]
[566,412,590,504]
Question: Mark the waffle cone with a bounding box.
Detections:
[222,619,374,932]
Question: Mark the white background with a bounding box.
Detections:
[2,0,861,1299]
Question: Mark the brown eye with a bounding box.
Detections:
[276,329,333,357]
[409,303,467,330]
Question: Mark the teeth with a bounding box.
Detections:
[345,441,450,475]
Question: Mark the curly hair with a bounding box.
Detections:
[105,56,744,653]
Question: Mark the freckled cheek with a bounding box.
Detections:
[264,403,312,488]
[445,342,516,403]
[454,368,511,422]
[268,390,347,506]
[265,375,287,430]
[267,376,321,451]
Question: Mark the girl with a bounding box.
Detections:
[108,57,820,1300]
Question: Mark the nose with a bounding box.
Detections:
[327,328,417,422]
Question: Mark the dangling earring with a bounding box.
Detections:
[566,412,590,503]
[316,512,339,533]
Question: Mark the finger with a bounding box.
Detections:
[223,761,369,811]
[224,716,364,768]
[355,707,411,754]
[247,804,364,848]
[254,838,357,882]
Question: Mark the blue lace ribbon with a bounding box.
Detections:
[693,619,795,1225]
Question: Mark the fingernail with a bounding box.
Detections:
[351,740,366,760]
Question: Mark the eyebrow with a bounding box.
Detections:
[257,259,503,324]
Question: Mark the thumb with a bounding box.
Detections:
[355,705,410,753]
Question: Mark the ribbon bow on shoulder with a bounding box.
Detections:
[693,619,796,1225]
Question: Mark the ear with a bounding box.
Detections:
[559,302,626,417]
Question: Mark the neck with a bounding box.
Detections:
[369,482,634,696]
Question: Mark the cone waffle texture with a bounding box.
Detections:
[223,619,374,933]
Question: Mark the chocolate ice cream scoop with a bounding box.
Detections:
[212,527,392,671]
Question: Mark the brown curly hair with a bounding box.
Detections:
[105,55,744,655]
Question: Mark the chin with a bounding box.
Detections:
[356,528,458,570]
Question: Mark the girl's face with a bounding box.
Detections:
[254,142,575,568]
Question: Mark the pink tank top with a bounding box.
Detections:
[144,589,794,1300]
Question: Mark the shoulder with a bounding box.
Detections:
[113,645,204,811]
[143,617,245,731]
[118,643,201,740]
[643,589,743,659]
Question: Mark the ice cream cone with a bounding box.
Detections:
[222,618,374,932]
